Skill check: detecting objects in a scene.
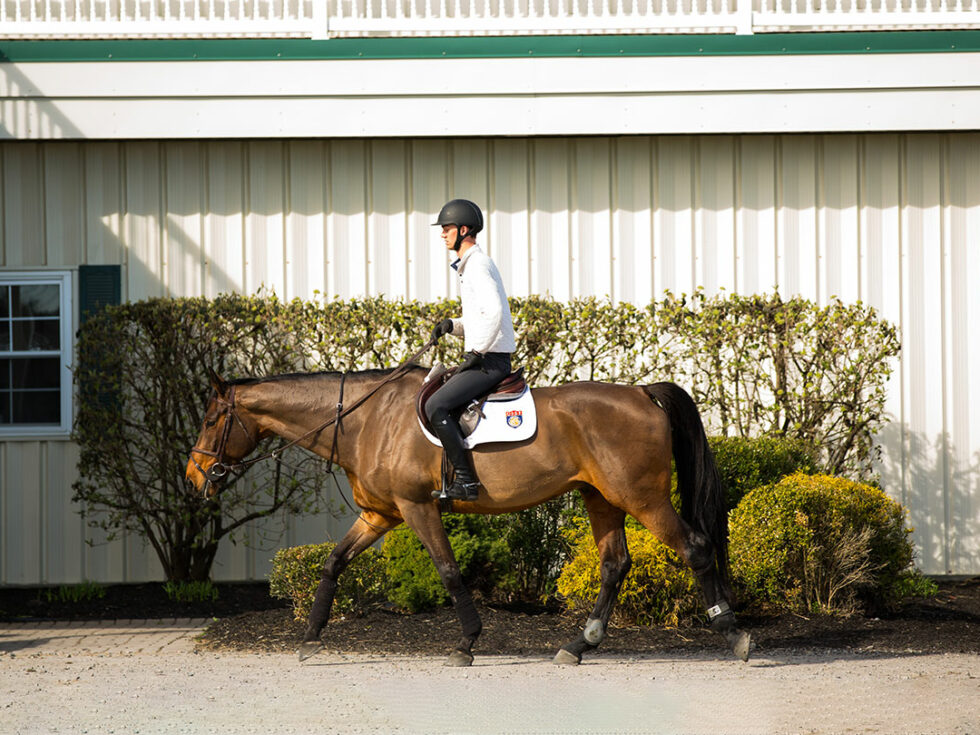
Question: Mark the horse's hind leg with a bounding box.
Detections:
[398,500,482,667]
[555,488,630,666]
[298,511,397,662]
[631,499,752,662]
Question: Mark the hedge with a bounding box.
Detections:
[73,290,899,582]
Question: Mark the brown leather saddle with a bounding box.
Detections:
[416,367,527,437]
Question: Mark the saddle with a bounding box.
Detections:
[416,364,527,437]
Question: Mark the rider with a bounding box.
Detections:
[427,199,516,501]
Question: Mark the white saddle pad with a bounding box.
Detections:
[419,386,537,449]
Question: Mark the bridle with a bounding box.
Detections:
[188,340,437,503]
[188,383,257,487]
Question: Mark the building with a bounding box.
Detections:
[2,2,979,584]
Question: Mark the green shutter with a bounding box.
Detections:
[78,265,121,323]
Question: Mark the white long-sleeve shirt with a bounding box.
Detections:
[449,245,516,354]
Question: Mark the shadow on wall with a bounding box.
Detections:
[877,422,980,576]
[0,62,87,139]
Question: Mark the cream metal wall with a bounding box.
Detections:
[1,133,978,583]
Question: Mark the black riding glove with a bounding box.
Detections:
[431,318,454,343]
[459,351,485,372]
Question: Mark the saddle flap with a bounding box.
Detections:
[415,364,450,434]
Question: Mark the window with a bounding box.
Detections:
[0,271,73,437]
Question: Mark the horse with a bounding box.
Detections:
[185,364,752,666]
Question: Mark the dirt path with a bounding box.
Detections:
[2,637,977,734]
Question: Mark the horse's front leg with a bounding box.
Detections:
[555,488,630,665]
[298,511,398,662]
[399,500,482,667]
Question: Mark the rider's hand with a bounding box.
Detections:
[460,351,485,372]
[431,318,454,343]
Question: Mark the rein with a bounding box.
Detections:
[190,340,436,524]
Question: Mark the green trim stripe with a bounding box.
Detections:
[2,31,980,62]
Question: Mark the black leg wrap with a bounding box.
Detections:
[708,602,736,635]
[452,590,483,640]
[707,601,752,662]
[304,579,338,641]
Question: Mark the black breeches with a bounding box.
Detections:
[425,352,512,424]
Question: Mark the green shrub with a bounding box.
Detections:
[497,499,577,603]
[383,517,511,613]
[556,521,702,627]
[269,543,388,621]
[729,473,916,614]
[890,570,939,600]
[163,580,219,604]
[43,581,106,605]
[709,435,818,510]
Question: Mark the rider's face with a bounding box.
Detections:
[440,224,468,251]
[440,224,457,250]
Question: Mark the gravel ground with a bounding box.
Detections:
[2,647,978,734]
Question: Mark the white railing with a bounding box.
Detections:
[0,0,978,38]
[754,0,980,32]
[0,1,323,38]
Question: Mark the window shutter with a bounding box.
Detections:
[78,265,121,323]
[77,265,122,415]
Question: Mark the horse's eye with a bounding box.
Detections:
[205,418,217,428]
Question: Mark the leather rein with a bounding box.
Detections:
[190,340,436,492]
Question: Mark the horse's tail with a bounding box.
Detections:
[643,382,732,604]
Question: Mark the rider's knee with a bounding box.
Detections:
[426,402,450,424]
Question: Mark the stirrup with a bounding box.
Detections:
[432,479,481,501]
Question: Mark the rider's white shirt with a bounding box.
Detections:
[449,245,516,354]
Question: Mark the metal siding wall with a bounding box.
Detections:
[205,141,247,297]
[530,138,571,300]
[612,137,654,304]
[1,133,979,582]
[946,135,980,574]
[83,142,125,267]
[286,140,328,300]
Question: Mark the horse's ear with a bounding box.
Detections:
[207,367,228,394]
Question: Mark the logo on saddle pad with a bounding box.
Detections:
[506,410,523,428]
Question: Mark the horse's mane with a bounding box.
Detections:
[227,363,428,386]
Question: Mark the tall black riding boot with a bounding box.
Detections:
[429,411,481,501]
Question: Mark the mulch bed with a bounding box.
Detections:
[3,578,979,657]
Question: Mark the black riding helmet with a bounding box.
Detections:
[432,199,484,251]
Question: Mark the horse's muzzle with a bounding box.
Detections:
[185,454,223,496]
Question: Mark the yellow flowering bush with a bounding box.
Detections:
[556,521,702,627]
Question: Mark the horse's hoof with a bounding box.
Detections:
[297,641,324,662]
[731,631,752,662]
[446,649,474,667]
[552,648,581,666]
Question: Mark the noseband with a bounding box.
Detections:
[189,385,256,487]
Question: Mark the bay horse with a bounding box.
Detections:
[186,365,752,665]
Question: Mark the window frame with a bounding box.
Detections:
[0,270,74,439]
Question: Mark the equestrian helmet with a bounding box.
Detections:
[432,199,484,237]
